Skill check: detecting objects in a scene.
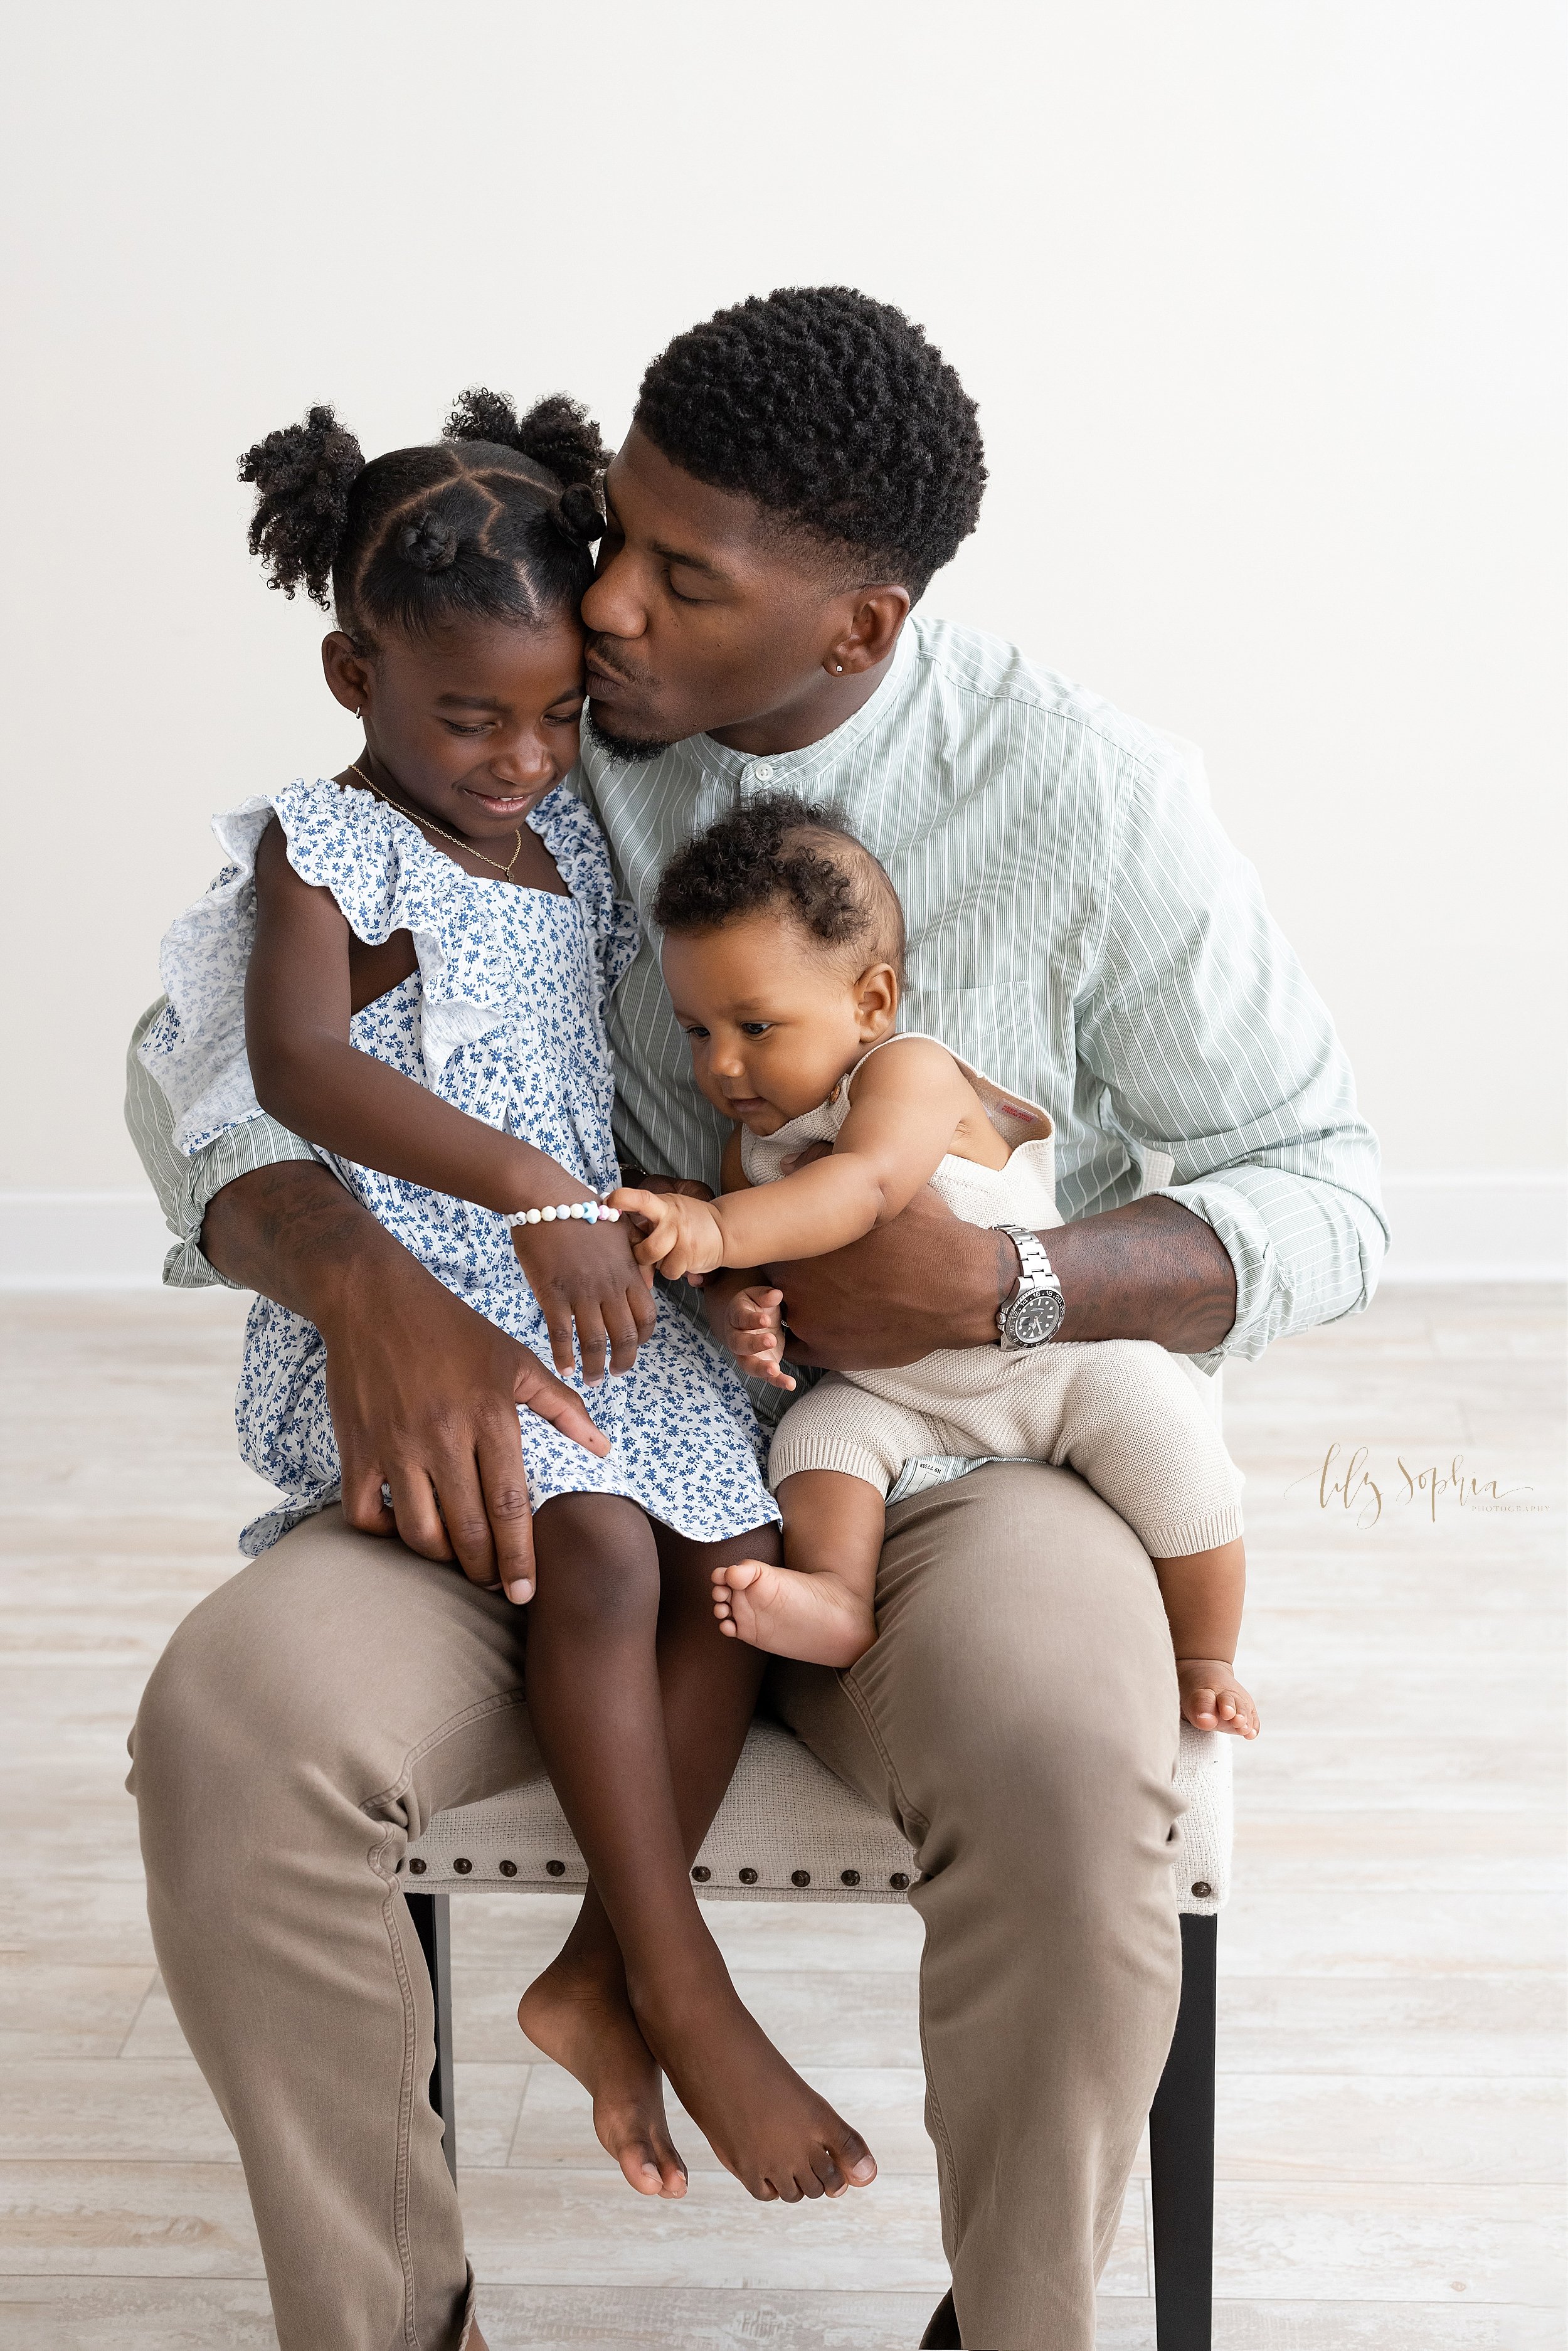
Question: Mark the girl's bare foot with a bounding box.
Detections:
[711,1557,876,1667]
[518,1951,688,2198]
[634,1962,877,2202]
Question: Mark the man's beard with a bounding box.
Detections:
[584,706,678,766]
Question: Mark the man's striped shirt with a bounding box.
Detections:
[125,615,1385,1364]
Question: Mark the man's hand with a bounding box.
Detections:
[769,1187,1004,1370]
[771,1187,1237,1370]
[203,1163,607,1602]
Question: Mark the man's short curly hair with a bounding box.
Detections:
[633,287,985,602]
[652,792,906,981]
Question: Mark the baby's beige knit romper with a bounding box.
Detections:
[749,1034,1243,1562]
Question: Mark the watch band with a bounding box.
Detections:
[995,1223,1057,1290]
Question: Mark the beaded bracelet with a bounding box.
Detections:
[503,1200,622,1228]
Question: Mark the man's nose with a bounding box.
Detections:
[581,545,646,641]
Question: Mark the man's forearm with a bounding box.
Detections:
[918,1196,1236,1354]
[1048,1196,1236,1352]
[201,1160,404,1321]
[775,1190,1237,1371]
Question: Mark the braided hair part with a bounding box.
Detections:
[237,388,610,644]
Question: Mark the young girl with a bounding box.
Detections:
[139,398,877,2210]
[614,794,1261,1738]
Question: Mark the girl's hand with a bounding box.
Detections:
[1177,1659,1260,1739]
[723,1285,797,1391]
[609,1186,728,1282]
[510,1213,659,1382]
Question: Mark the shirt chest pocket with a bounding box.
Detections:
[896,978,1045,1086]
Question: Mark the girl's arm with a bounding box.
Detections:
[248,820,587,1212]
[613,1038,974,1280]
[246,824,655,1381]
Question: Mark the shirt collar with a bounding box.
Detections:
[670,619,920,792]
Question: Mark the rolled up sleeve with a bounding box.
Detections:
[1076,751,1388,1362]
[125,1000,325,1290]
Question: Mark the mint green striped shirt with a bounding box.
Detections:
[125,616,1385,1363]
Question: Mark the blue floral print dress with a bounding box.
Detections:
[140,776,778,1556]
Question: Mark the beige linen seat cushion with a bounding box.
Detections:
[402,1714,1231,1917]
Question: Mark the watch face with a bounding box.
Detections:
[1010,1288,1064,1346]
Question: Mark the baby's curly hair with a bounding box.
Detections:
[652,793,906,980]
[633,287,985,601]
[238,387,608,644]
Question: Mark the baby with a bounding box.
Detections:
[614,793,1260,1739]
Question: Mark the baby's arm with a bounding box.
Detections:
[613,1037,975,1280]
[246,824,654,1377]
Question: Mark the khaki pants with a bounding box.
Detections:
[129,1460,1182,2351]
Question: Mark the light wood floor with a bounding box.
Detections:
[1,1285,1562,2348]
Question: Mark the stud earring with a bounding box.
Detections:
[833,663,844,674]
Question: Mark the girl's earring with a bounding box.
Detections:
[833,663,844,674]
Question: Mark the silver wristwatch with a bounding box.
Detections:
[995,1223,1065,1352]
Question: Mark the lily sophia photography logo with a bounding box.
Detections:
[1288,1444,1544,1529]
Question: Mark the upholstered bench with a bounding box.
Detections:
[402,1712,1229,2351]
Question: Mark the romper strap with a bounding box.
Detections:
[842,1030,949,1093]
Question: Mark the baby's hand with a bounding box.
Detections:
[723,1285,796,1391]
[608,1186,728,1282]
[1177,1659,1260,1739]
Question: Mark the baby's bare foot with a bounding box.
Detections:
[519,1953,687,2198]
[1177,1659,1261,1739]
[711,1558,876,1667]
[635,1966,877,2202]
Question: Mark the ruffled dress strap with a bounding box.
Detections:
[531,782,639,1000]
[139,775,518,1154]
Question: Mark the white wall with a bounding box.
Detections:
[2,1,1562,1277]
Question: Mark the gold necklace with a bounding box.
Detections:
[347,760,524,883]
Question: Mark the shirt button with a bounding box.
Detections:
[750,761,775,785]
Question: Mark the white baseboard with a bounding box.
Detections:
[3,1174,1564,1292]
[1378,1172,1566,1283]
[0,1190,176,1290]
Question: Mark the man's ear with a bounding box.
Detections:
[322,631,374,715]
[854,960,901,1036]
[825,587,912,678]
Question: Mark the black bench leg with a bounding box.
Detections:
[1148,1911,1217,2350]
[406,1889,457,2184]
